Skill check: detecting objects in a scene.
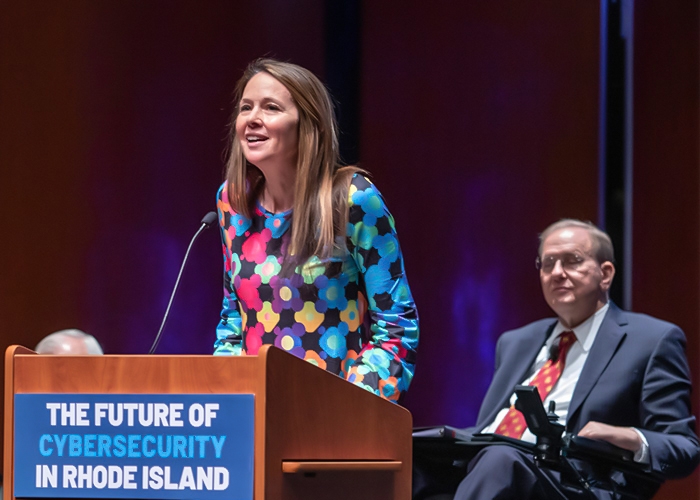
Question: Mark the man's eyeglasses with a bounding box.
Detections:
[535,253,588,274]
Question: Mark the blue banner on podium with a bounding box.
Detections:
[14,394,254,499]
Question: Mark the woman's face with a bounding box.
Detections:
[236,72,299,171]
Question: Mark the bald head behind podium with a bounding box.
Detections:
[34,329,103,355]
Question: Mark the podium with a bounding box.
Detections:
[4,345,412,500]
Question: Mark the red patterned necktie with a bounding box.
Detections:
[494,331,577,438]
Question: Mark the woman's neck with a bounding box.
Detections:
[260,169,296,213]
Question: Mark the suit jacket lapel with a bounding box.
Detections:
[504,324,555,398]
[477,322,556,429]
[567,303,628,430]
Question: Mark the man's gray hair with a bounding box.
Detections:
[538,219,615,264]
[35,329,104,355]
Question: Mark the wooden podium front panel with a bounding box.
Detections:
[4,348,265,500]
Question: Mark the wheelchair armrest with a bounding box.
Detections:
[562,434,665,485]
[564,435,633,462]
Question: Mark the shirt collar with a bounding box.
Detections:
[549,302,610,352]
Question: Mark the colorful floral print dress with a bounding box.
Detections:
[214,174,418,402]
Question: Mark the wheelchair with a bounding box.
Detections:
[412,387,664,500]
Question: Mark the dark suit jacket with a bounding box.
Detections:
[474,303,700,479]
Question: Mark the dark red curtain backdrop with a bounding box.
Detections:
[632,2,700,498]
[0,2,697,497]
[0,0,325,356]
[359,1,600,427]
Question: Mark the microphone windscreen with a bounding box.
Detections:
[201,211,218,228]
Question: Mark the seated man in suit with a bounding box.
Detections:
[419,219,700,499]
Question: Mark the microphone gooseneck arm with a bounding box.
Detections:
[148,211,218,355]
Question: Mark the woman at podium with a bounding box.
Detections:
[213,58,418,403]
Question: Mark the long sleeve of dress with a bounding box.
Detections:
[344,176,419,402]
[214,185,243,356]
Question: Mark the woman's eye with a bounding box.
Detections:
[266,104,281,111]
[239,104,251,112]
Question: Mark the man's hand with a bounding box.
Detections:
[577,421,642,452]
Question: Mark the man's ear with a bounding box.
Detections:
[600,261,615,291]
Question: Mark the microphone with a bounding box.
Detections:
[200,211,218,228]
[148,211,218,354]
